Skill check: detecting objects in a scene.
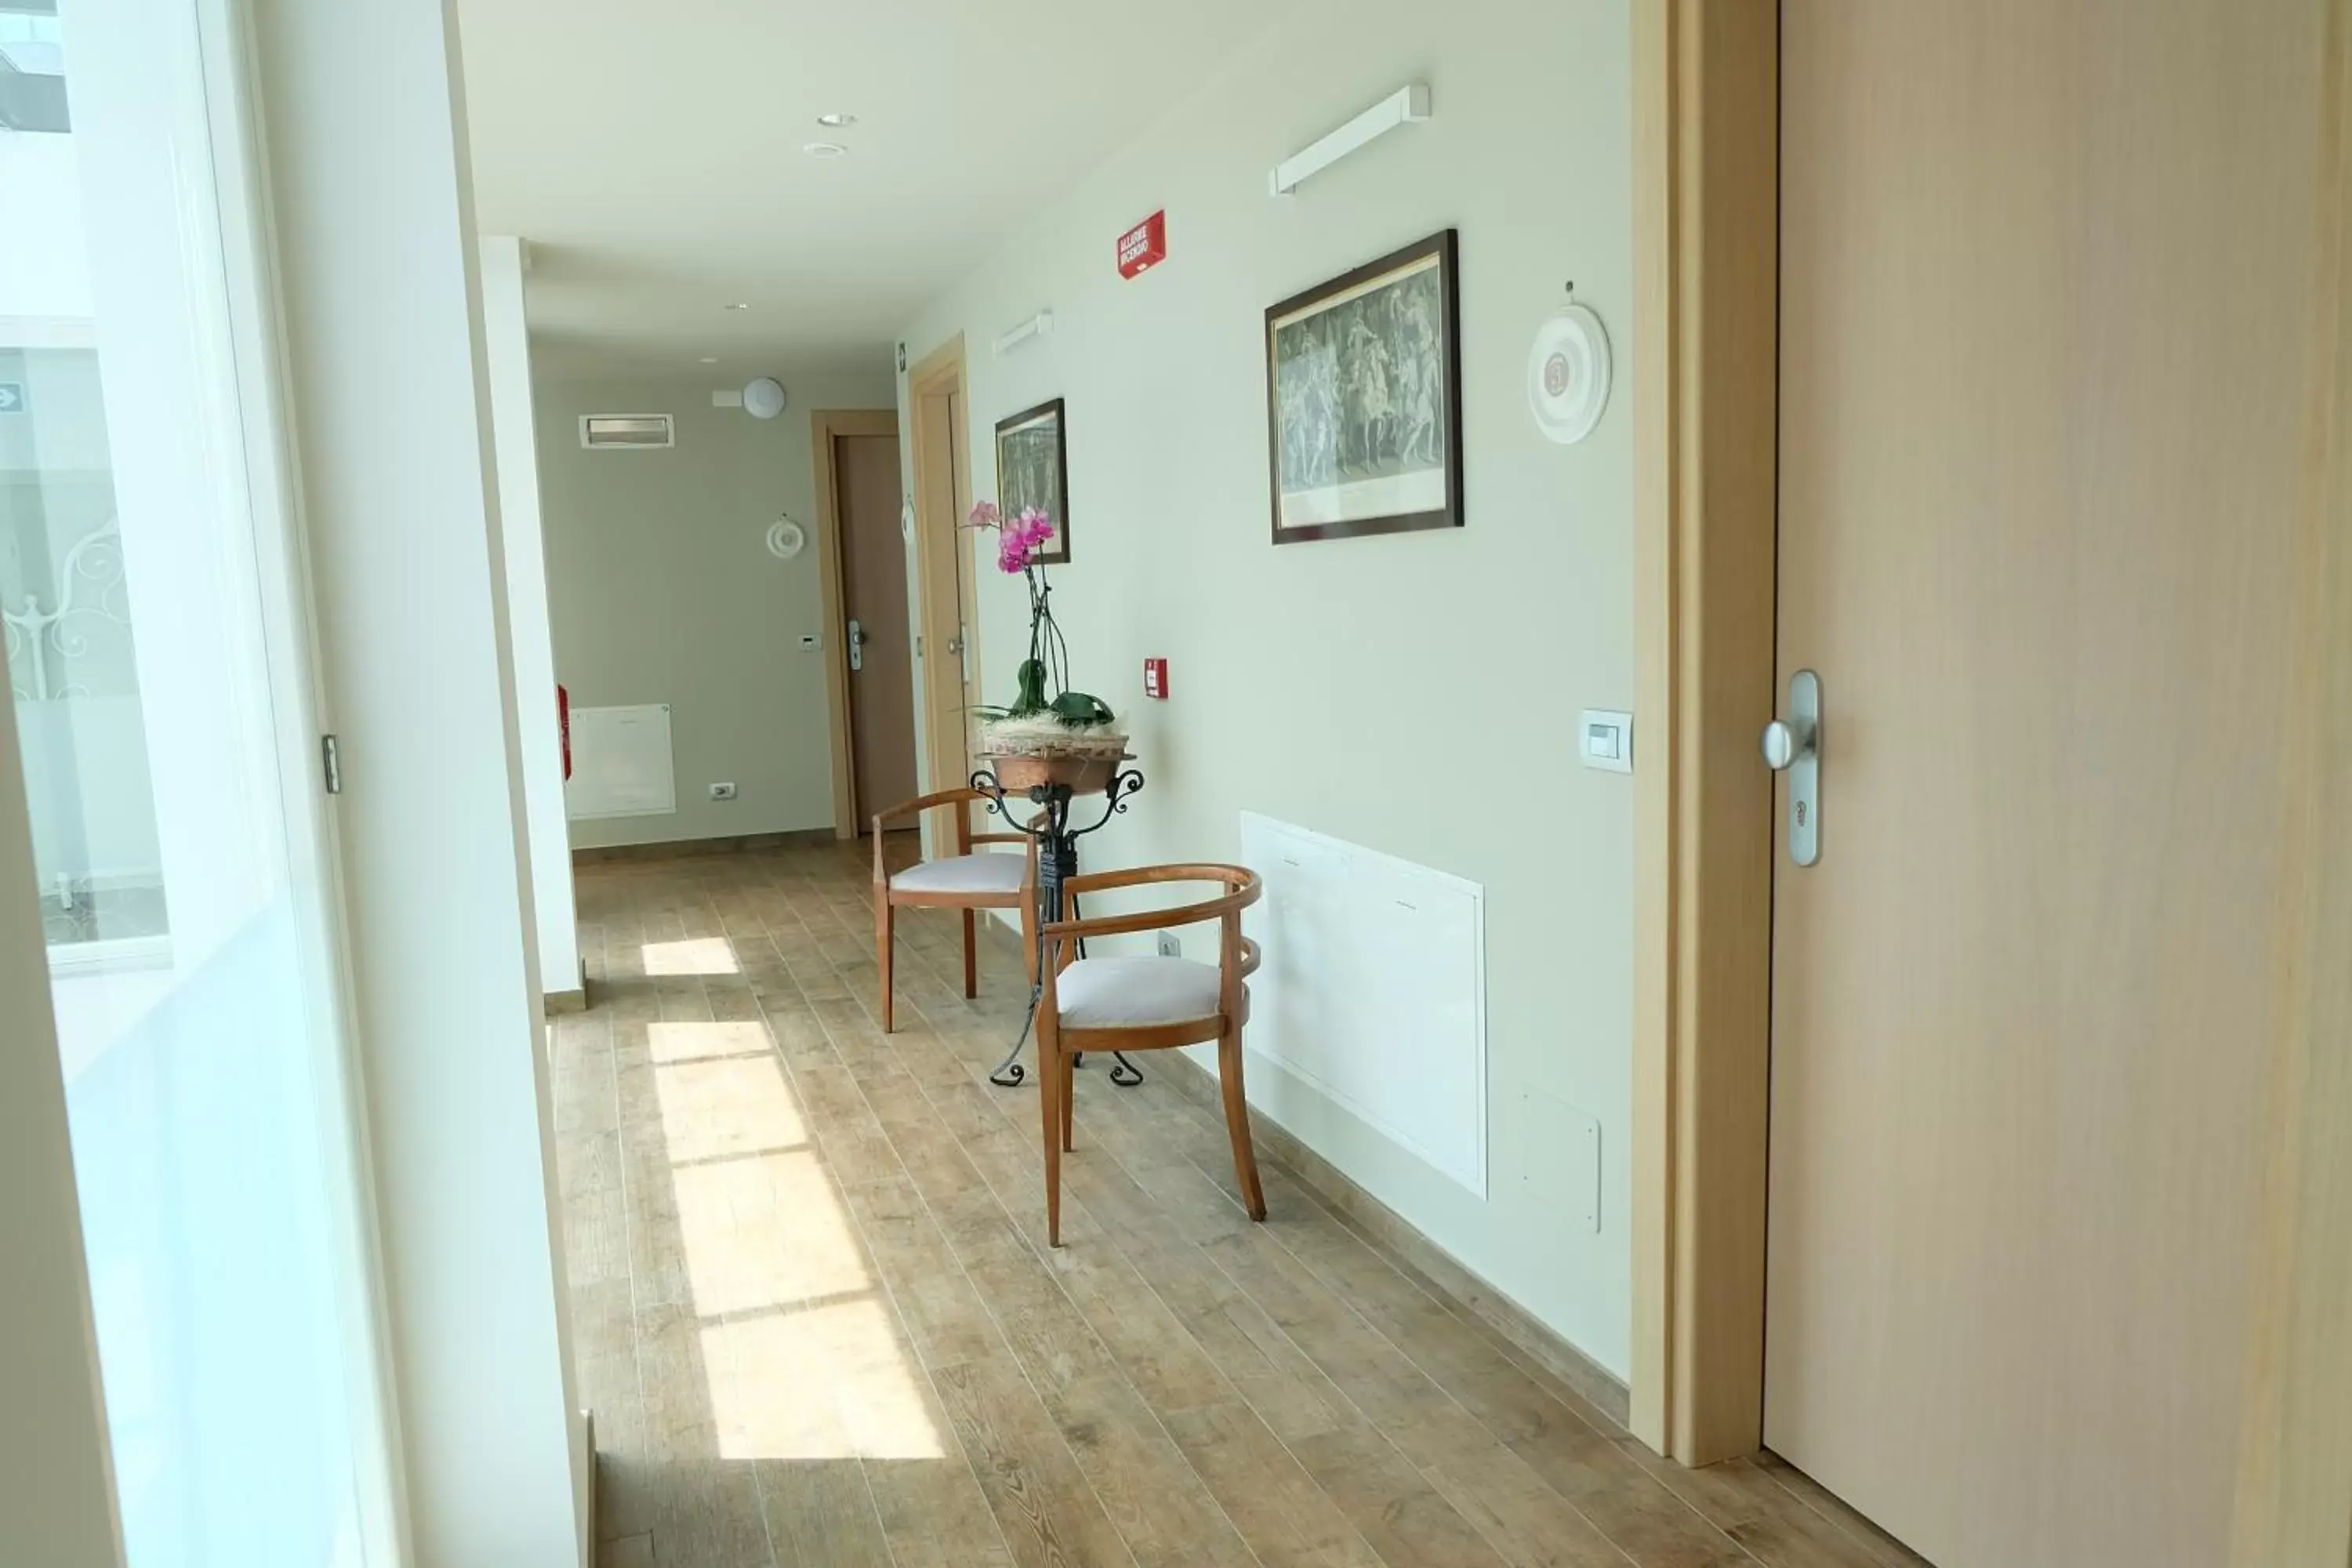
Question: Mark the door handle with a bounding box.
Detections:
[1762,669,1821,866]
[848,618,866,673]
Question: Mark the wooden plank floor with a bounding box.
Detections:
[557,841,1926,1568]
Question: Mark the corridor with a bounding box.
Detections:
[553,842,1916,1568]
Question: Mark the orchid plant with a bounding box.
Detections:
[964,501,1116,739]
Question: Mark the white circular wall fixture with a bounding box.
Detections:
[765,516,807,560]
[743,376,788,420]
[1527,303,1612,445]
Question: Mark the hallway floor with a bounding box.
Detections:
[557,841,1921,1568]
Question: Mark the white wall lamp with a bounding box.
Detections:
[993,310,1054,358]
[742,376,787,419]
[1270,82,1431,196]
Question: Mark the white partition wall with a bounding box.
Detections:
[480,234,583,1007]
[245,2,588,1563]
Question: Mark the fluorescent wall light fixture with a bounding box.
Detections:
[1269,82,1431,196]
[993,310,1054,357]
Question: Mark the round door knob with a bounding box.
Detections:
[1761,718,1813,771]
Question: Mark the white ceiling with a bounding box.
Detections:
[456,1,1294,372]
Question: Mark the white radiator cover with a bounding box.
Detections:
[564,702,676,819]
[1238,812,1488,1196]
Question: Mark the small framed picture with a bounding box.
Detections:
[993,397,1071,564]
[1265,228,1463,544]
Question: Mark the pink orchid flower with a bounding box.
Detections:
[995,507,1057,574]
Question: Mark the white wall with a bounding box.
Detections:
[899,0,1638,1374]
[249,1,586,1561]
[480,238,581,999]
[535,361,895,848]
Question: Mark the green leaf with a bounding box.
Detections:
[1049,690,1116,726]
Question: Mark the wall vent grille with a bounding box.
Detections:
[579,414,673,449]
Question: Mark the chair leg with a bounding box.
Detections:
[1039,1029,1064,1247]
[961,909,979,999]
[1219,1029,1267,1221]
[1062,1050,1076,1152]
[877,896,896,1034]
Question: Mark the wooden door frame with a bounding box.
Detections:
[812,407,904,840]
[1631,6,2352,1559]
[906,337,982,811]
[1628,0,1780,1472]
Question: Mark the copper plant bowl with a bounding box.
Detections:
[982,750,1133,797]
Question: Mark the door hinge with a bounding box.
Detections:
[321,734,342,795]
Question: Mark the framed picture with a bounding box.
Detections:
[1265,228,1463,544]
[993,397,1071,564]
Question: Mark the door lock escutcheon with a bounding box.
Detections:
[1762,669,1821,866]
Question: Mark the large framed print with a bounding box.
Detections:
[1265,228,1463,544]
[993,397,1071,564]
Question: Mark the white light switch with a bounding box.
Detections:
[1580,710,1633,773]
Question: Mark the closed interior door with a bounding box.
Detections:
[1767,4,2328,1565]
[837,433,916,822]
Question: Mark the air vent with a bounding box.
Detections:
[579,414,673,449]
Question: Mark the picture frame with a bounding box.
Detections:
[993,397,1071,564]
[1265,228,1463,544]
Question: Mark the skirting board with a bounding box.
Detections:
[1156,1047,1632,1429]
[544,956,590,1018]
[570,828,839,864]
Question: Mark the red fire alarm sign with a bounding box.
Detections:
[1116,210,1167,279]
[1143,657,1170,699]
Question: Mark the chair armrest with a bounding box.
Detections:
[1063,862,1251,896]
[869,786,980,834]
[1041,870,1261,943]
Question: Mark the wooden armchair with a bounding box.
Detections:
[1033,862,1264,1247]
[871,787,1037,1033]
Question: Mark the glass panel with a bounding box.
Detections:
[4,3,387,1563]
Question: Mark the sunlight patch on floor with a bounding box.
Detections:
[646,1019,773,1062]
[674,1149,869,1316]
[703,1299,944,1461]
[655,1054,808,1162]
[640,937,739,975]
[633,973,942,1465]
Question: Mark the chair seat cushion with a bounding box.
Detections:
[1055,955,1236,1029]
[889,852,1027,897]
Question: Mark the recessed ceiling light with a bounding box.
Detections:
[724,302,750,311]
[699,355,719,364]
[803,140,848,158]
[815,112,857,129]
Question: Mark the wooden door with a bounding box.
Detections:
[1767,4,2329,1565]
[837,432,916,822]
[908,341,984,815]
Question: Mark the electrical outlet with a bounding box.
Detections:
[1156,930,1181,958]
[708,782,738,801]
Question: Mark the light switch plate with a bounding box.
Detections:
[1579,709,1633,773]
